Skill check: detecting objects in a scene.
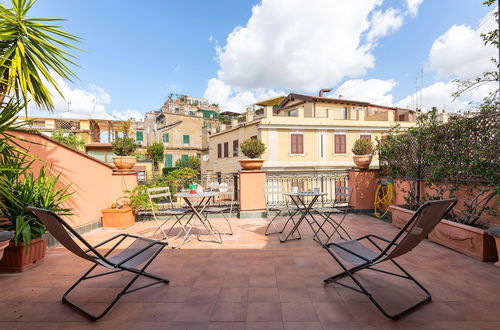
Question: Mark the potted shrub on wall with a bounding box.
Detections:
[239,138,266,170]
[351,138,374,169]
[0,163,73,272]
[112,137,138,171]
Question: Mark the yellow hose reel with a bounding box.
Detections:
[374,178,394,218]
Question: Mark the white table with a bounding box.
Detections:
[278,191,330,244]
[174,191,223,244]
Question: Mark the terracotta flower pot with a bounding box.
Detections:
[102,207,135,229]
[239,159,264,170]
[353,155,372,169]
[429,220,498,262]
[389,205,416,228]
[113,156,137,172]
[0,237,47,273]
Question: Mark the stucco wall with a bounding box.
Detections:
[11,131,137,227]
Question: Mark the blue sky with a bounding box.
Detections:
[24,0,497,119]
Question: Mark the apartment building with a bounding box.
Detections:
[137,96,220,171]
[202,92,416,175]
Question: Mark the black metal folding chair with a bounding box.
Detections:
[263,184,301,238]
[200,184,235,235]
[147,186,191,247]
[323,198,457,320]
[313,186,353,242]
[27,207,169,321]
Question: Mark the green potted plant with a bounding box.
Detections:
[146,142,164,171]
[0,163,73,272]
[351,138,374,169]
[112,137,138,171]
[239,138,266,170]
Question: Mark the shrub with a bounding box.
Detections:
[51,130,85,150]
[112,137,137,156]
[146,142,164,168]
[352,138,374,155]
[240,138,266,159]
[175,156,201,171]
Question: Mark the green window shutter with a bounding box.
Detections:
[165,154,173,168]
[136,131,143,142]
[181,154,189,162]
[162,133,169,143]
[183,134,190,144]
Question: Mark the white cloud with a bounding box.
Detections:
[214,0,382,93]
[204,78,284,113]
[333,78,397,105]
[406,0,423,17]
[27,74,142,120]
[366,8,404,42]
[204,0,423,112]
[427,9,498,79]
[396,80,496,112]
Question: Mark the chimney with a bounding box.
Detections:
[245,108,254,122]
[338,94,343,99]
[319,88,332,97]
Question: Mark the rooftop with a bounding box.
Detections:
[1,214,498,328]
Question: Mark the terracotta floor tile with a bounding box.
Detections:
[218,286,249,302]
[279,287,311,302]
[246,303,282,322]
[174,303,214,322]
[246,322,284,330]
[312,302,355,323]
[281,302,319,322]
[248,287,280,302]
[211,302,247,322]
[1,215,499,328]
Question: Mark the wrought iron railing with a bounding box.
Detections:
[265,172,348,206]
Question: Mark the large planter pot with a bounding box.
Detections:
[353,155,372,169]
[0,238,47,273]
[113,156,137,172]
[0,231,14,261]
[239,159,264,170]
[429,219,498,262]
[389,205,415,228]
[102,207,135,229]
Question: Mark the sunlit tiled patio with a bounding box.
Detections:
[1,214,499,329]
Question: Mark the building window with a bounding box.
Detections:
[233,140,239,157]
[136,131,143,142]
[251,135,257,139]
[334,134,346,154]
[223,142,229,158]
[162,133,169,143]
[181,154,189,162]
[290,133,303,154]
[287,108,298,117]
[164,154,173,168]
[217,143,222,158]
[183,134,190,145]
[360,134,371,140]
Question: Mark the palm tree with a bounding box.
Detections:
[0,0,81,110]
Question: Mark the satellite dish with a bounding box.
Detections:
[202,154,209,161]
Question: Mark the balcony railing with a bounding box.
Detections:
[265,172,348,206]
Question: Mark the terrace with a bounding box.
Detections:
[1,214,499,329]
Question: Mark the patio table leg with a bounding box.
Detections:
[183,196,223,244]
[279,195,324,243]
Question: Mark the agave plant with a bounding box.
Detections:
[0,160,73,246]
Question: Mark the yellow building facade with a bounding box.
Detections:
[202,94,416,174]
